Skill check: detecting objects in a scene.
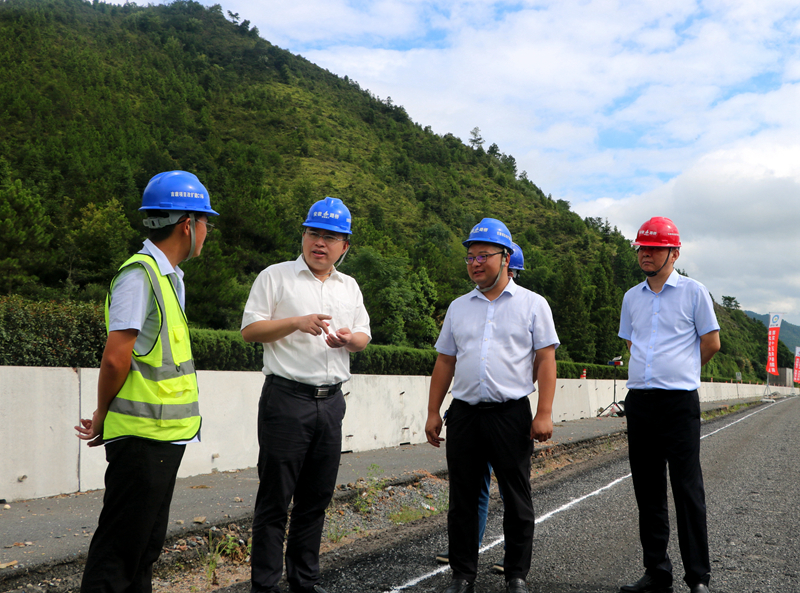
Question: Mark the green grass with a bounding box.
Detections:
[389,506,433,525]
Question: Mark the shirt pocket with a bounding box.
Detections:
[334,298,357,330]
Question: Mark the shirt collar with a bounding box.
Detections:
[470,278,518,301]
[641,269,679,293]
[141,239,183,280]
[293,255,343,282]
[665,269,680,287]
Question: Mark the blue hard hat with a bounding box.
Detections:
[508,242,524,270]
[303,197,352,234]
[463,218,514,253]
[139,171,219,216]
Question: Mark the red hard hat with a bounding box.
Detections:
[632,217,681,248]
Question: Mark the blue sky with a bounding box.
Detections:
[177,0,800,324]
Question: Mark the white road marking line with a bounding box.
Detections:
[383,399,786,592]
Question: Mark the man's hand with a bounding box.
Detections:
[75,409,106,448]
[531,411,553,442]
[325,327,352,348]
[425,413,445,448]
[297,314,331,336]
[425,353,455,448]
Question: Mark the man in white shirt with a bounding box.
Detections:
[241,197,371,593]
[425,219,559,593]
[618,217,720,593]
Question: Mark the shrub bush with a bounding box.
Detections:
[0,295,106,367]
[191,328,262,372]
[349,344,438,376]
[1,297,743,382]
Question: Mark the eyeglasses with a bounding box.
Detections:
[304,229,347,245]
[180,216,215,232]
[464,251,503,265]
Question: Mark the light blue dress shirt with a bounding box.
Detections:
[619,270,720,391]
[107,239,185,353]
[435,280,560,404]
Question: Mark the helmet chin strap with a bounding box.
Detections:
[335,242,350,268]
[183,213,196,262]
[477,249,508,293]
[643,247,671,277]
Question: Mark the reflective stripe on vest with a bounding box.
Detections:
[110,398,201,420]
[103,255,201,443]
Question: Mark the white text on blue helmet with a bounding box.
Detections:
[314,212,340,219]
[170,191,205,199]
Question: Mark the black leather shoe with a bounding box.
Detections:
[689,584,709,593]
[506,578,529,593]
[619,574,673,593]
[441,579,475,593]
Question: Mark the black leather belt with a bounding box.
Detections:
[474,402,507,410]
[454,396,529,410]
[268,375,342,399]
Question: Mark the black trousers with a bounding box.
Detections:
[625,389,710,588]
[445,397,534,582]
[250,377,345,593]
[81,438,185,593]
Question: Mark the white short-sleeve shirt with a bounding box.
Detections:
[241,256,371,385]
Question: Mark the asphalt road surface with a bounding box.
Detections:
[273,397,800,593]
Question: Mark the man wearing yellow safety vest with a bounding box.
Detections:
[75,171,218,593]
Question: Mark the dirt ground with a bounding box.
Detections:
[150,434,629,593]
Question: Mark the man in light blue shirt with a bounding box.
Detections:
[426,219,559,593]
[618,217,720,593]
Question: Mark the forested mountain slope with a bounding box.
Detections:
[0,0,790,380]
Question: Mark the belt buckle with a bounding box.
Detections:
[313,387,329,398]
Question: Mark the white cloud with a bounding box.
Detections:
[196,0,800,322]
[575,136,800,323]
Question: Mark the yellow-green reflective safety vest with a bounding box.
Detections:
[103,254,201,442]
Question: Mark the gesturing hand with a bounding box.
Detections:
[297,314,332,336]
[325,327,352,349]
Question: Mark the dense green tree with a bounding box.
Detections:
[61,199,137,296]
[468,127,484,148]
[589,252,625,363]
[0,164,53,293]
[342,247,438,349]
[722,295,740,310]
[0,0,783,379]
[552,253,595,363]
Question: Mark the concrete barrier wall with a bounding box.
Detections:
[1,366,793,501]
[0,367,82,500]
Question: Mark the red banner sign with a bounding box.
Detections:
[794,346,800,384]
[766,313,783,376]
